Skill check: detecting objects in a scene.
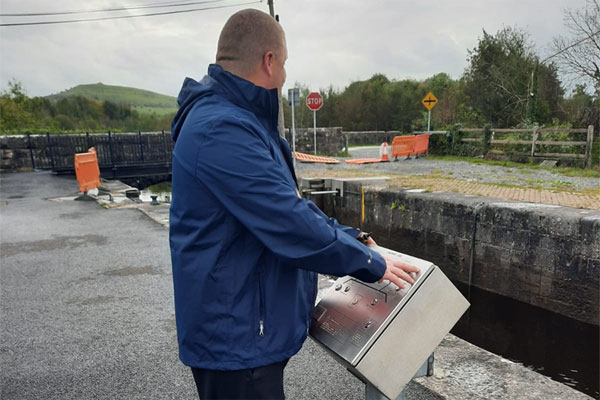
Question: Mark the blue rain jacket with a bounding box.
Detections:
[170,64,386,370]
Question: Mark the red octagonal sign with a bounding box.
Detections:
[306,92,323,111]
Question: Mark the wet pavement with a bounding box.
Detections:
[0,171,434,399]
[1,171,593,399]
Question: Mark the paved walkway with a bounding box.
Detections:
[299,171,600,211]
[0,171,437,400]
[297,147,600,210]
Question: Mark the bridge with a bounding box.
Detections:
[12,131,173,179]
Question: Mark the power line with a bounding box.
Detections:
[0,0,224,17]
[541,29,600,64]
[0,1,262,27]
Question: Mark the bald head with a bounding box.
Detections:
[216,9,286,79]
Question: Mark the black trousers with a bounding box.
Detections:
[191,359,289,400]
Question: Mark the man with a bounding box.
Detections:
[170,8,419,399]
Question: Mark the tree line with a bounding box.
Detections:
[1,1,598,136]
[284,26,598,133]
[0,81,173,134]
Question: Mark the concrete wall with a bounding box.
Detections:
[314,180,599,326]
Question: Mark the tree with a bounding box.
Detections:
[463,27,565,127]
[551,0,600,92]
[463,27,538,127]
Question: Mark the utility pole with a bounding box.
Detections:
[268,0,274,17]
[267,0,285,138]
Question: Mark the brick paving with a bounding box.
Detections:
[300,171,600,210]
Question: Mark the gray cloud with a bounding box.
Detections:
[0,0,587,98]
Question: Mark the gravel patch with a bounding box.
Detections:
[295,147,599,191]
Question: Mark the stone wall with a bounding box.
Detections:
[1,129,407,169]
[314,180,599,326]
[0,132,172,171]
[344,131,400,146]
[284,127,346,155]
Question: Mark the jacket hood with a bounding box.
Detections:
[171,64,279,142]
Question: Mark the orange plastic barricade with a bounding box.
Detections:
[74,147,101,193]
[345,158,384,164]
[293,152,340,164]
[391,136,416,159]
[413,134,430,156]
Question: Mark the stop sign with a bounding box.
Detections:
[306,92,323,111]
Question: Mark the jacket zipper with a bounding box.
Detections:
[258,268,265,337]
[309,273,318,332]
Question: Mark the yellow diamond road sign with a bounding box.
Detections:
[422,92,438,110]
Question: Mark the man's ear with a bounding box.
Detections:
[262,50,275,77]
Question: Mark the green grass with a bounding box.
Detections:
[47,83,178,114]
[429,155,600,178]
[132,106,177,116]
[145,182,172,192]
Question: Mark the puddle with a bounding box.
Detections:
[0,234,108,257]
[101,266,162,277]
[139,190,171,204]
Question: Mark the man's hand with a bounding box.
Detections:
[364,235,376,245]
[379,257,420,290]
[358,232,377,245]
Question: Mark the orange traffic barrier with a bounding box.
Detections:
[413,134,430,156]
[391,136,415,159]
[293,152,339,164]
[345,158,384,164]
[74,147,101,193]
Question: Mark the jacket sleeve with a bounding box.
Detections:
[193,116,385,283]
[305,201,361,239]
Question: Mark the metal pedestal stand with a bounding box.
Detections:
[365,354,434,400]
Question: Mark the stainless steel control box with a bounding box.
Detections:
[309,245,470,399]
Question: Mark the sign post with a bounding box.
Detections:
[306,92,323,155]
[421,92,438,132]
[288,88,300,167]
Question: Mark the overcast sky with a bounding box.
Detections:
[0,0,588,98]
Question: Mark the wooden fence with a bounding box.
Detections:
[458,125,595,168]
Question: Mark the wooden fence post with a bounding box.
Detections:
[584,125,594,168]
[530,125,538,157]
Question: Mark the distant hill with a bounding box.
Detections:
[47,83,178,116]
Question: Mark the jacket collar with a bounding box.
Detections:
[208,64,280,137]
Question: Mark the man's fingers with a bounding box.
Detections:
[381,256,421,289]
[390,266,414,284]
[388,275,406,289]
[391,259,420,274]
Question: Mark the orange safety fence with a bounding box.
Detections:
[391,134,430,158]
[293,152,340,164]
[413,133,430,156]
[74,147,101,193]
[345,158,385,165]
[391,136,415,159]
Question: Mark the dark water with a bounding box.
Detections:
[451,282,599,398]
